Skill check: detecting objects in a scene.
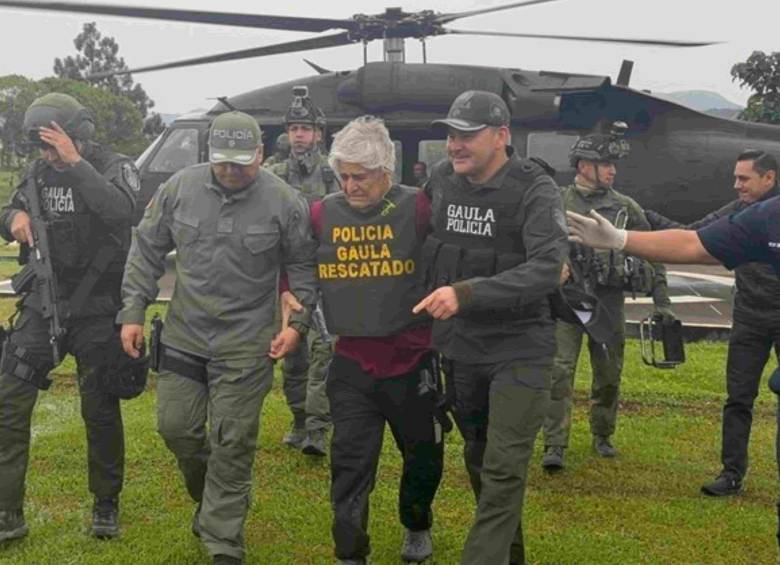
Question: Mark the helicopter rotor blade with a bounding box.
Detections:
[445,29,720,47]
[435,0,563,25]
[0,0,356,33]
[87,32,353,78]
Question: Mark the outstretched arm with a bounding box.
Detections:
[566,210,719,265]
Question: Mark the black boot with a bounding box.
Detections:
[91,497,120,539]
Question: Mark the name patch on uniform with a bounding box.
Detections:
[42,186,75,213]
[445,204,495,238]
[319,223,416,280]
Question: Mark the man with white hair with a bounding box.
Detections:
[282,116,444,565]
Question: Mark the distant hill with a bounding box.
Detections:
[657,90,743,118]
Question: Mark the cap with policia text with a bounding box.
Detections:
[432,90,511,132]
[209,111,262,165]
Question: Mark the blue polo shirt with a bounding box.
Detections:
[697,195,780,277]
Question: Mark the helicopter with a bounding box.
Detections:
[2,0,780,225]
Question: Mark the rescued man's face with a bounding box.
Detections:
[338,162,391,211]
[446,127,506,182]
[733,159,775,203]
[211,148,263,190]
[287,123,320,155]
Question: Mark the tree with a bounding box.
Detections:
[0,75,148,162]
[0,75,41,168]
[731,51,780,125]
[54,21,163,137]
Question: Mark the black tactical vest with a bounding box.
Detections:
[34,144,131,291]
[422,158,547,322]
[317,184,426,337]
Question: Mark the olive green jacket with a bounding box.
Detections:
[118,163,317,359]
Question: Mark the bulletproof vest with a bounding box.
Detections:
[422,157,546,322]
[32,144,131,291]
[562,185,654,293]
[317,184,427,337]
[277,151,337,203]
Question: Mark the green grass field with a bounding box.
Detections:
[0,301,776,564]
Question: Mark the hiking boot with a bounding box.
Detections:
[282,424,307,450]
[401,528,433,562]
[191,502,202,538]
[213,555,242,565]
[541,446,565,471]
[91,497,119,539]
[701,473,743,497]
[592,435,618,458]
[301,429,327,457]
[0,509,28,543]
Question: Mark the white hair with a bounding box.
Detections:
[328,116,395,174]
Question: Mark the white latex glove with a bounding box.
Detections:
[566,210,627,251]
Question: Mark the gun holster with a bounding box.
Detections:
[150,317,209,385]
[149,314,163,372]
[418,354,453,434]
[640,313,685,369]
[0,336,54,390]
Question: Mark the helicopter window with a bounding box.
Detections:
[135,130,165,170]
[526,133,579,172]
[148,128,200,173]
[418,140,447,170]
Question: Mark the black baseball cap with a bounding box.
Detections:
[432,90,510,132]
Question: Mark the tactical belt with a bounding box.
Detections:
[159,345,209,385]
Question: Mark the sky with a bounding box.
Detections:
[0,0,777,115]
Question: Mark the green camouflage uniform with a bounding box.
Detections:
[117,163,317,560]
[542,183,672,447]
[269,149,338,433]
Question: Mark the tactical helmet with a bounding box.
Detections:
[284,85,325,130]
[569,121,630,167]
[23,93,95,147]
[96,338,149,400]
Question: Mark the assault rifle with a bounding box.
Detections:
[10,164,65,364]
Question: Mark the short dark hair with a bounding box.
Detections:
[737,149,778,177]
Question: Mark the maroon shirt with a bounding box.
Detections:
[283,189,432,378]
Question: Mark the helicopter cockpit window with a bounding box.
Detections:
[148,128,200,174]
[526,133,579,173]
[135,130,165,170]
[418,140,447,170]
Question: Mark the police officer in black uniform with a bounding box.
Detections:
[645,150,780,496]
[415,91,568,565]
[0,93,140,542]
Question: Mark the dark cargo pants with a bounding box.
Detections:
[0,305,124,510]
[326,353,444,561]
[721,318,780,479]
[156,355,274,560]
[453,358,551,565]
[282,330,332,431]
[543,288,625,446]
